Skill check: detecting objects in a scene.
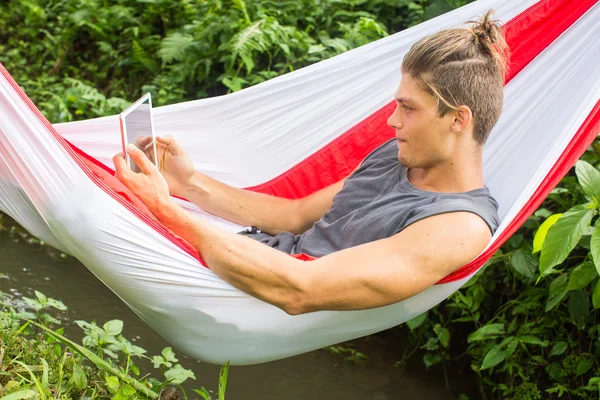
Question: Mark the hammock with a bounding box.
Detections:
[1,0,599,365]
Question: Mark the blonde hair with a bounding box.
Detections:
[401,10,509,145]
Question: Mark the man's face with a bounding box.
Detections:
[387,73,455,169]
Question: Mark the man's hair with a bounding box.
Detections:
[401,10,509,145]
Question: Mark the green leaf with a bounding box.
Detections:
[308,44,326,54]
[14,312,38,320]
[240,53,255,73]
[434,324,450,348]
[593,280,600,309]
[575,160,600,202]
[576,358,594,376]
[406,311,428,330]
[549,342,568,357]
[103,320,123,336]
[105,376,120,394]
[589,377,600,387]
[568,290,589,329]
[47,298,67,311]
[480,345,507,370]
[193,388,212,400]
[222,76,247,92]
[510,249,538,279]
[122,384,136,397]
[21,297,41,311]
[41,313,59,324]
[103,349,119,359]
[0,389,36,400]
[423,337,439,351]
[518,336,548,346]
[567,261,598,290]
[152,355,167,369]
[219,361,230,400]
[546,273,569,311]
[158,33,194,63]
[423,352,442,368]
[35,291,47,307]
[533,213,563,254]
[279,42,290,56]
[115,337,146,356]
[539,206,593,276]
[164,364,196,385]
[467,323,504,343]
[72,363,88,390]
[161,347,178,363]
[590,219,600,274]
[41,358,49,391]
[505,338,518,358]
[53,344,61,358]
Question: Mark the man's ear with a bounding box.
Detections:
[451,105,473,134]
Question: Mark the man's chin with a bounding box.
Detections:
[397,153,409,167]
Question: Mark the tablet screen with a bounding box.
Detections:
[123,97,154,172]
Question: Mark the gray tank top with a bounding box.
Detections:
[249,139,500,257]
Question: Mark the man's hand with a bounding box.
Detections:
[113,144,173,216]
[135,135,195,198]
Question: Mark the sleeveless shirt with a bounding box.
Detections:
[248,139,500,257]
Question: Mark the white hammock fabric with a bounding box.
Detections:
[1,0,600,365]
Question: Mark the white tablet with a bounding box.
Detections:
[119,92,157,172]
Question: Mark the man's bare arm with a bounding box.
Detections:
[148,135,354,235]
[155,200,491,314]
[182,171,346,235]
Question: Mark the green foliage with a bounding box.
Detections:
[0,290,228,399]
[0,0,467,122]
[324,343,369,365]
[0,0,445,123]
[402,149,600,399]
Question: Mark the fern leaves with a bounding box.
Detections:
[158,32,194,63]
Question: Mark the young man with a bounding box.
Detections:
[113,11,507,315]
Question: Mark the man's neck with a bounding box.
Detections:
[407,159,485,193]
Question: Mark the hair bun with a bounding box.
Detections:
[468,9,510,79]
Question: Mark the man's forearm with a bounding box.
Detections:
[154,200,309,314]
[182,172,303,235]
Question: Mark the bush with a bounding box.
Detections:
[402,148,600,399]
[0,289,229,399]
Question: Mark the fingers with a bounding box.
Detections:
[135,135,152,149]
[155,136,174,145]
[156,136,184,156]
[126,144,156,175]
[113,152,131,182]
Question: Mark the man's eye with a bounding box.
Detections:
[403,105,412,111]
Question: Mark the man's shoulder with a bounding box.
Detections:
[403,194,500,237]
[389,211,492,266]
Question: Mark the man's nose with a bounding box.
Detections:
[387,111,402,129]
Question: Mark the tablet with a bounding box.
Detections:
[119,92,157,173]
